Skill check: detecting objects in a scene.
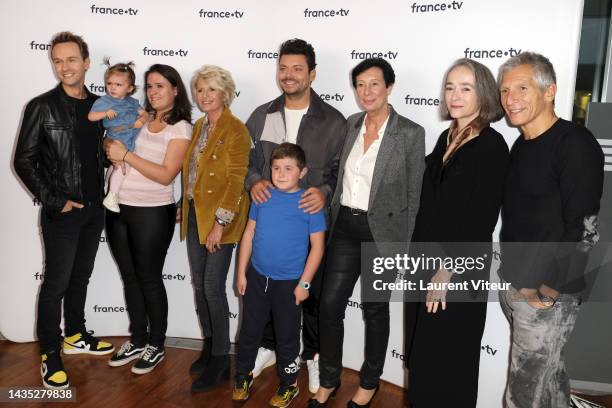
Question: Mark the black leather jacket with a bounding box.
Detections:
[14,84,105,213]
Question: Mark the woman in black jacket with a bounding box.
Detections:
[405,58,509,408]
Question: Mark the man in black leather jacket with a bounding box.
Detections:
[14,32,114,389]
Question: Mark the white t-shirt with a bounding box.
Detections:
[284,106,308,144]
[119,120,192,206]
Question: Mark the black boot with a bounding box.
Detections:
[189,339,212,374]
[191,354,230,392]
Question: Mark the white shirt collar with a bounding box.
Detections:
[359,113,390,139]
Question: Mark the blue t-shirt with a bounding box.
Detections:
[90,94,141,151]
[249,188,327,280]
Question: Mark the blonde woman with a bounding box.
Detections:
[181,65,250,392]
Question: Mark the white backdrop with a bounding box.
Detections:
[0,0,584,406]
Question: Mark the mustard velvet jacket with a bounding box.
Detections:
[180,107,251,244]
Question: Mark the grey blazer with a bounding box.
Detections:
[329,107,425,246]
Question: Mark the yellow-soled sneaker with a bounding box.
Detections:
[41,351,69,389]
[269,384,299,407]
[63,331,114,355]
[232,373,254,401]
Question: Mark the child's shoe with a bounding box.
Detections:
[232,373,254,401]
[103,191,120,212]
[269,383,299,407]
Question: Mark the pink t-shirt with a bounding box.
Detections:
[119,120,192,207]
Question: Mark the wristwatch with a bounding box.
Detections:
[537,290,556,308]
[299,281,311,290]
[215,217,230,227]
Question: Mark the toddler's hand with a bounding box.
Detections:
[106,109,117,119]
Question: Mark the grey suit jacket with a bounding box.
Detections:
[329,107,425,246]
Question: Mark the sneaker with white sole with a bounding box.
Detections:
[131,344,165,374]
[252,347,276,378]
[306,354,320,394]
[41,350,69,389]
[108,341,145,367]
[103,191,120,212]
[63,331,114,355]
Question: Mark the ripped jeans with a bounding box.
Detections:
[499,284,580,408]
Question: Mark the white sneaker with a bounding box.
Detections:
[252,347,276,378]
[306,354,320,394]
[103,192,120,213]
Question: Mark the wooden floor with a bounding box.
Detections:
[0,337,405,408]
[1,337,610,408]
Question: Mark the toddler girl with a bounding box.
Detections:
[89,59,147,212]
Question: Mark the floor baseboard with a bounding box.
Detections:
[572,380,612,395]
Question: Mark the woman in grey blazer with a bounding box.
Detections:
[309,58,425,408]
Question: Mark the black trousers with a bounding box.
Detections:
[260,255,323,360]
[319,207,390,390]
[105,204,175,347]
[237,267,301,386]
[37,203,104,353]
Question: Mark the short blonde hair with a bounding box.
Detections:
[191,65,236,107]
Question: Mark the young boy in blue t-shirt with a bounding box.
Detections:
[233,143,326,407]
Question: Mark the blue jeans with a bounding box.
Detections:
[186,202,234,356]
[500,284,580,408]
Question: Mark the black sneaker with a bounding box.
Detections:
[131,344,165,374]
[108,341,145,367]
[41,350,69,389]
